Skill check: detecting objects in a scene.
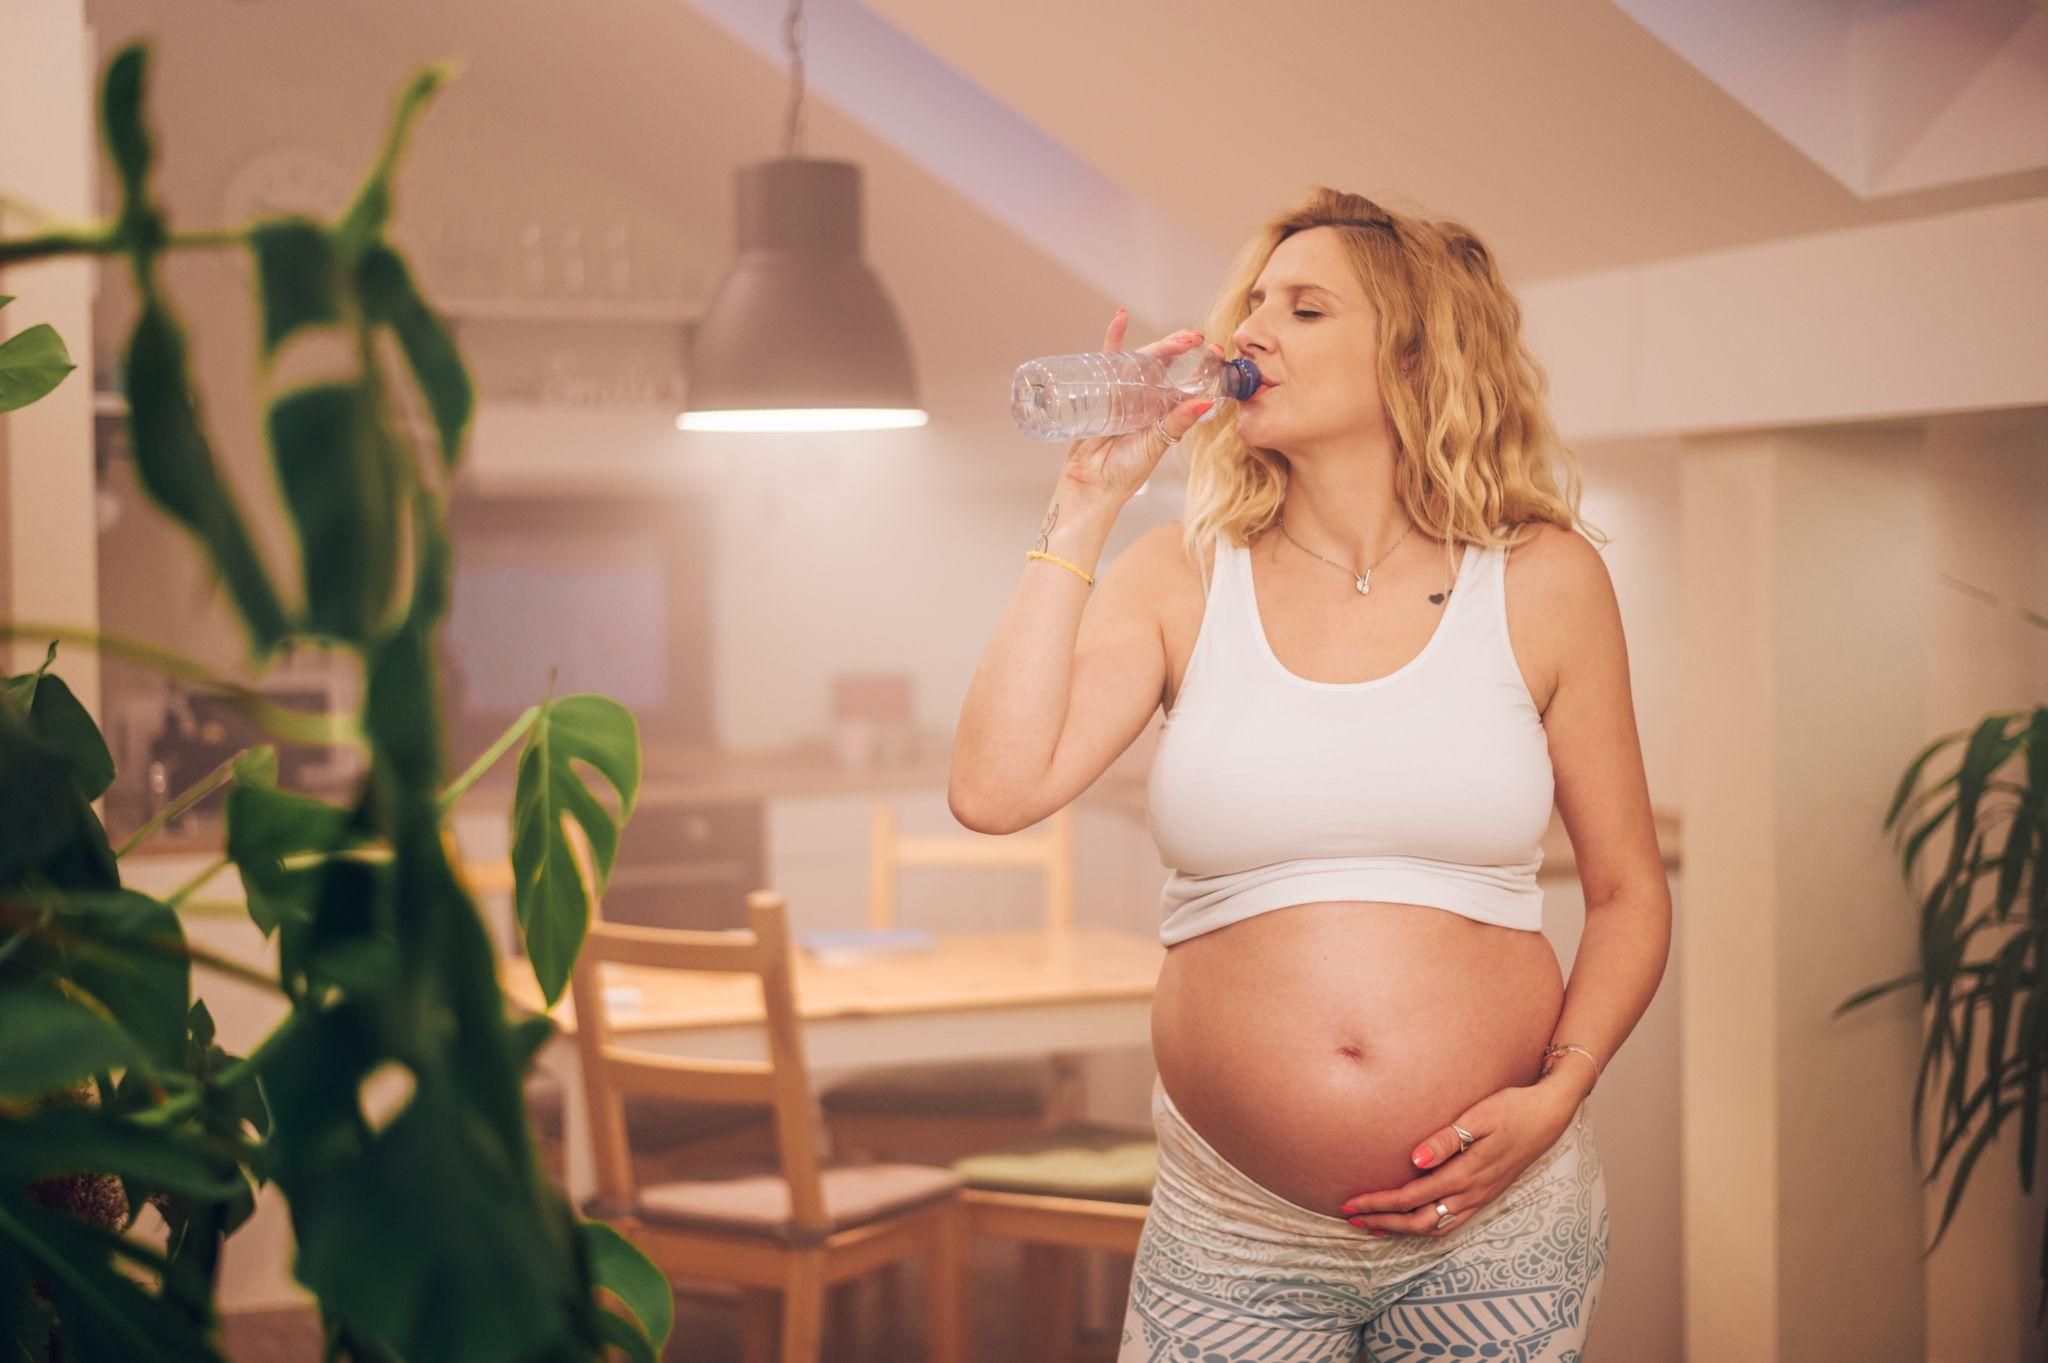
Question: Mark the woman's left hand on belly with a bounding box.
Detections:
[1337,1080,1580,1237]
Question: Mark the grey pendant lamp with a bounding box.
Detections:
[677,0,926,433]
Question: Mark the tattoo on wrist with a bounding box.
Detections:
[1035,502,1058,553]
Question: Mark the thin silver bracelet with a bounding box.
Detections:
[1542,1043,1602,1090]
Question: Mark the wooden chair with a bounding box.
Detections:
[570,887,968,1363]
[819,803,1086,1165]
[949,1121,1155,1363]
[448,831,779,1188]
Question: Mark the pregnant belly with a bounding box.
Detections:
[1150,900,1565,1219]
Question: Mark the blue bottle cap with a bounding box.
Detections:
[1222,357,1263,401]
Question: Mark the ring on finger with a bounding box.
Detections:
[1433,1201,1457,1231]
[1453,1123,1475,1154]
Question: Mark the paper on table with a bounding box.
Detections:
[799,927,938,966]
[798,928,936,958]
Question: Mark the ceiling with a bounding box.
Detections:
[75,0,2048,424]
[692,0,2048,297]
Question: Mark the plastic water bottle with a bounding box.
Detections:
[1010,347,1264,441]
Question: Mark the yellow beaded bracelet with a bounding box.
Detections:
[1025,550,1094,586]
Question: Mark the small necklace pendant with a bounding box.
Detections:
[1355,573,1371,595]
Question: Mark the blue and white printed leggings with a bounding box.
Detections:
[1118,1078,1610,1362]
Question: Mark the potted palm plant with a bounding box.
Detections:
[1837,587,2047,1325]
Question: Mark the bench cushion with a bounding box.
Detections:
[950,1120,1157,1204]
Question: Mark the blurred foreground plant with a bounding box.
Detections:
[0,43,669,1363]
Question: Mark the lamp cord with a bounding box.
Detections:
[783,0,807,160]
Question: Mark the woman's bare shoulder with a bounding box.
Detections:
[1125,520,1212,611]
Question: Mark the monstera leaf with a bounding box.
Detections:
[582,1221,672,1363]
[509,695,640,1005]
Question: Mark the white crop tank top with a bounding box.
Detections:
[1146,533,1554,946]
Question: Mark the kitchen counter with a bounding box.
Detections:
[463,733,1154,814]
[112,731,1679,880]
[115,731,1155,860]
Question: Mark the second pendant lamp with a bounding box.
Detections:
[677,0,926,433]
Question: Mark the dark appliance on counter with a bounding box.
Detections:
[446,490,748,932]
[142,681,359,837]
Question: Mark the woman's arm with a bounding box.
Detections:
[1520,524,1673,1102]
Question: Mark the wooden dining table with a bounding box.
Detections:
[496,925,1165,1203]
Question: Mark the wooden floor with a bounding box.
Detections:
[222,1238,1131,1363]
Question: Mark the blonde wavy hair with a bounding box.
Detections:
[1171,186,1606,593]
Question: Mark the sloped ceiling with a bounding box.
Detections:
[1613,0,2048,197]
[689,0,2048,303]
[74,0,2048,419]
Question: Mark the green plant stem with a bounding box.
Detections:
[0,903,53,970]
[211,1020,293,1093]
[0,225,249,266]
[200,1128,271,1177]
[114,752,247,859]
[438,706,539,817]
[165,856,232,907]
[181,939,287,995]
[166,228,246,250]
[172,898,255,920]
[0,621,362,747]
[0,228,119,265]
[168,848,397,918]
[132,1009,303,1131]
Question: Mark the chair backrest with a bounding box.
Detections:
[867,801,1075,933]
[563,833,830,1234]
[443,826,519,953]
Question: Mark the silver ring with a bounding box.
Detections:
[1153,418,1181,446]
[1434,1201,1456,1230]
[1453,1123,1475,1153]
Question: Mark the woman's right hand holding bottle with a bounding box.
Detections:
[1057,306,1223,507]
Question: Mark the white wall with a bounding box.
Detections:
[0,0,99,698]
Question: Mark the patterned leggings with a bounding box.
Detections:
[1118,1078,1610,1362]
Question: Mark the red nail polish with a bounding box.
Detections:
[1347,1216,1366,1228]
[1413,1148,1432,1166]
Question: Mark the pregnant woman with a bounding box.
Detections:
[950,187,1671,1361]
